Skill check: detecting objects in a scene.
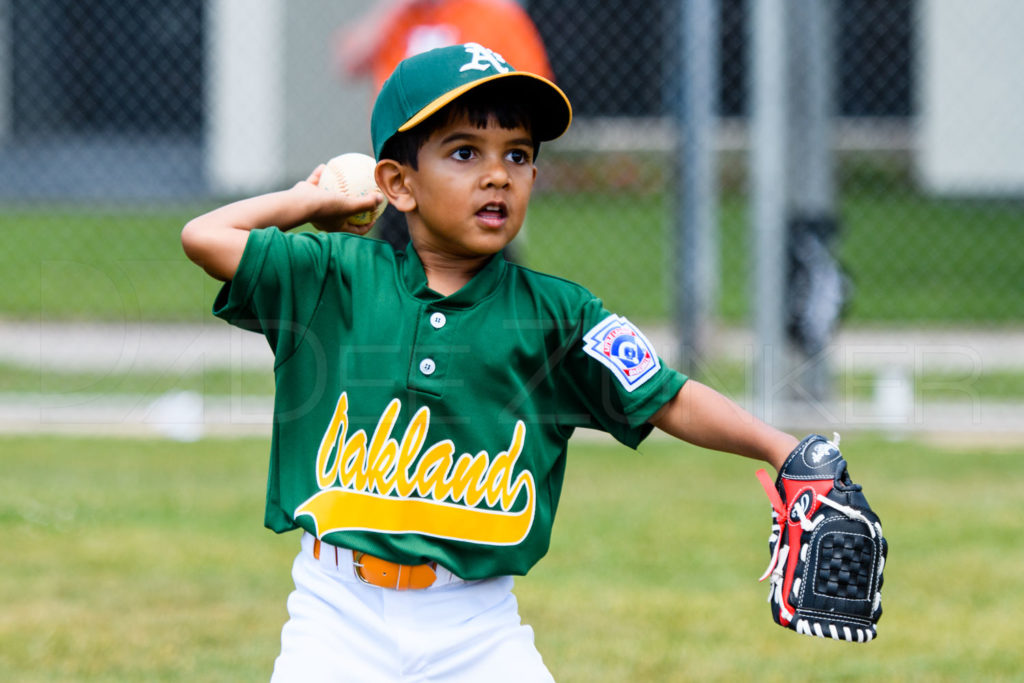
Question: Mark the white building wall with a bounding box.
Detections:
[207,0,372,195]
[917,0,1024,195]
[282,0,376,180]
[207,0,286,194]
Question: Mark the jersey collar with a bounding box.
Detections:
[400,245,508,309]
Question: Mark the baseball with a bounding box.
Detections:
[318,152,388,226]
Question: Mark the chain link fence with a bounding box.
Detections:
[1,0,1022,427]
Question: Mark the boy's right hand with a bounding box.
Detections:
[182,168,388,282]
[300,165,385,236]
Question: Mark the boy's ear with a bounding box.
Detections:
[375,160,416,213]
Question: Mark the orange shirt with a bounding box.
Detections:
[370,0,554,90]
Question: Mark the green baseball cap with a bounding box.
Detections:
[371,42,573,160]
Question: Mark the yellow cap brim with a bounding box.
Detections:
[397,71,573,142]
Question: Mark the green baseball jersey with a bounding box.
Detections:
[214,228,687,580]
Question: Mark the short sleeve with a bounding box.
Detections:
[561,298,687,448]
[213,228,331,360]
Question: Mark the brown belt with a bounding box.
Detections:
[313,538,438,590]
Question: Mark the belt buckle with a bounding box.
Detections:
[351,551,379,587]
[352,551,437,590]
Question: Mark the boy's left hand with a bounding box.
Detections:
[755,434,887,642]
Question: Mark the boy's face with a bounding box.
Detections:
[402,113,537,258]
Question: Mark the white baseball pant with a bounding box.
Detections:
[271,533,554,682]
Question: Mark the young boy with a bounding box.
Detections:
[182,43,799,681]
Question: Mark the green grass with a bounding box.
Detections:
[686,359,1024,402]
[528,435,1024,681]
[0,205,220,321]
[0,436,292,681]
[2,434,1022,681]
[0,362,276,398]
[521,189,1024,325]
[524,191,672,321]
[2,184,1023,324]
[838,197,1024,322]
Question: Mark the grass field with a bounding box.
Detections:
[2,433,1021,681]
[2,184,1022,324]
[527,191,1024,324]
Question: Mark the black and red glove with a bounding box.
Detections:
[756,434,887,642]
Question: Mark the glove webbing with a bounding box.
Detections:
[754,468,878,583]
[754,470,881,635]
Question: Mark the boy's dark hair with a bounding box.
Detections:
[379,80,541,169]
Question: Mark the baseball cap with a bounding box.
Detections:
[371,42,573,159]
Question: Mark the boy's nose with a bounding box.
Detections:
[481,159,511,189]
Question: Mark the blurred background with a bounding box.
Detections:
[1,0,1021,440]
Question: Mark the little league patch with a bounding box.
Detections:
[582,314,660,392]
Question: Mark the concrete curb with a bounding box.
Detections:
[1,322,1022,440]
[1,391,1020,442]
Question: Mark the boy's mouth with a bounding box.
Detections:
[476,202,508,228]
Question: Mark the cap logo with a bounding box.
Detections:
[459,42,510,75]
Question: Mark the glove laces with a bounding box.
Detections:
[757,493,877,583]
[755,435,876,585]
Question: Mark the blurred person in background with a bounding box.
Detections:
[334,0,554,256]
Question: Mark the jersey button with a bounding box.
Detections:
[419,358,436,376]
[429,312,447,329]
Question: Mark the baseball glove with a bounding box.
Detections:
[755,433,887,642]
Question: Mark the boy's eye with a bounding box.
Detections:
[507,149,530,164]
[452,147,475,161]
